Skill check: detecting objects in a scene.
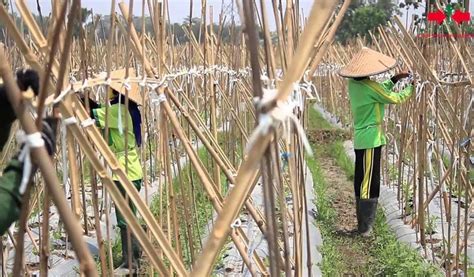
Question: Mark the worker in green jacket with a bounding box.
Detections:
[339,47,414,237]
[82,69,143,274]
[0,69,57,236]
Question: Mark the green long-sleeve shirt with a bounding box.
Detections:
[348,79,413,149]
[0,159,23,235]
[92,104,143,181]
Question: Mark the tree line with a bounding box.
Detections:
[3,1,468,46]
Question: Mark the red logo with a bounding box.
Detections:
[427,10,446,24]
[427,5,470,25]
[451,10,471,24]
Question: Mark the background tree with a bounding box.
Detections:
[335,0,363,44]
[336,0,399,44]
[351,6,388,40]
[73,7,92,37]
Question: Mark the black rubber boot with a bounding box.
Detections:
[358,198,378,237]
[114,227,137,275]
[131,234,141,267]
[355,197,361,228]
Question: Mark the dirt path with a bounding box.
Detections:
[310,128,377,276]
[319,153,374,275]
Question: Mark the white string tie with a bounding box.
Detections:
[63,117,78,126]
[117,93,124,135]
[81,118,95,128]
[53,87,73,104]
[16,131,45,194]
[157,94,167,103]
[302,80,319,100]
[151,99,161,106]
[246,119,269,152]
[61,117,77,198]
[69,75,77,84]
[415,80,429,99]
[246,90,313,157]
[291,83,305,110]
[230,218,242,229]
[396,122,402,133]
[123,78,131,91]
[105,77,112,86]
[139,77,147,87]
[148,83,159,91]
[80,79,89,91]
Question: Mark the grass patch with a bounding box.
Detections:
[306,148,335,225]
[370,212,442,276]
[308,104,333,130]
[95,235,122,275]
[306,149,344,275]
[147,130,237,271]
[328,141,354,181]
[149,146,213,268]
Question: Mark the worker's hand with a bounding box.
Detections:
[0,69,40,150]
[78,95,99,118]
[16,69,40,96]
[394,72,410,79]
[16,69,58,155]
[79,94,99,109]
[18,117,59,156]
[41,117,59,156]
[391,71,410,84]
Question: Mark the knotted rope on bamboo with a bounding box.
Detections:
[16,131,44,194]
[247,87,313,157]
[60,117,78,199]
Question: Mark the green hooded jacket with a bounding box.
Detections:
[0,159,23,235]
[348,79,413,150]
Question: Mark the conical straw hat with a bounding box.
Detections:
[108,68,143,105]
[338,47,397,78]
[70,68,143,104]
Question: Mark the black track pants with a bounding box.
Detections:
[354,146,381,199]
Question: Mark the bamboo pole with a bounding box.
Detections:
[190,1,337,275]
[1,4,187,274]
[0,48,99,277]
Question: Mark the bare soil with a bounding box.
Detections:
[306,129,351,144]
[320,157,372,275]
[310,129,376,276]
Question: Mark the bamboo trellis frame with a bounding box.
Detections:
[0,0,347,276]
[3,0,466,276]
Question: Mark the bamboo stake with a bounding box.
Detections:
[115,4,266,273]
[2,4,187,274]
[190,2,337,275]
[0,48,99,277]
[308,0,352,77]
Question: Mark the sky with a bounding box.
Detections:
[18,0,474,30]
[21,0,315,28]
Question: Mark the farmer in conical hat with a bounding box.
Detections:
[339,47,414,237]
[83,68,143,274]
